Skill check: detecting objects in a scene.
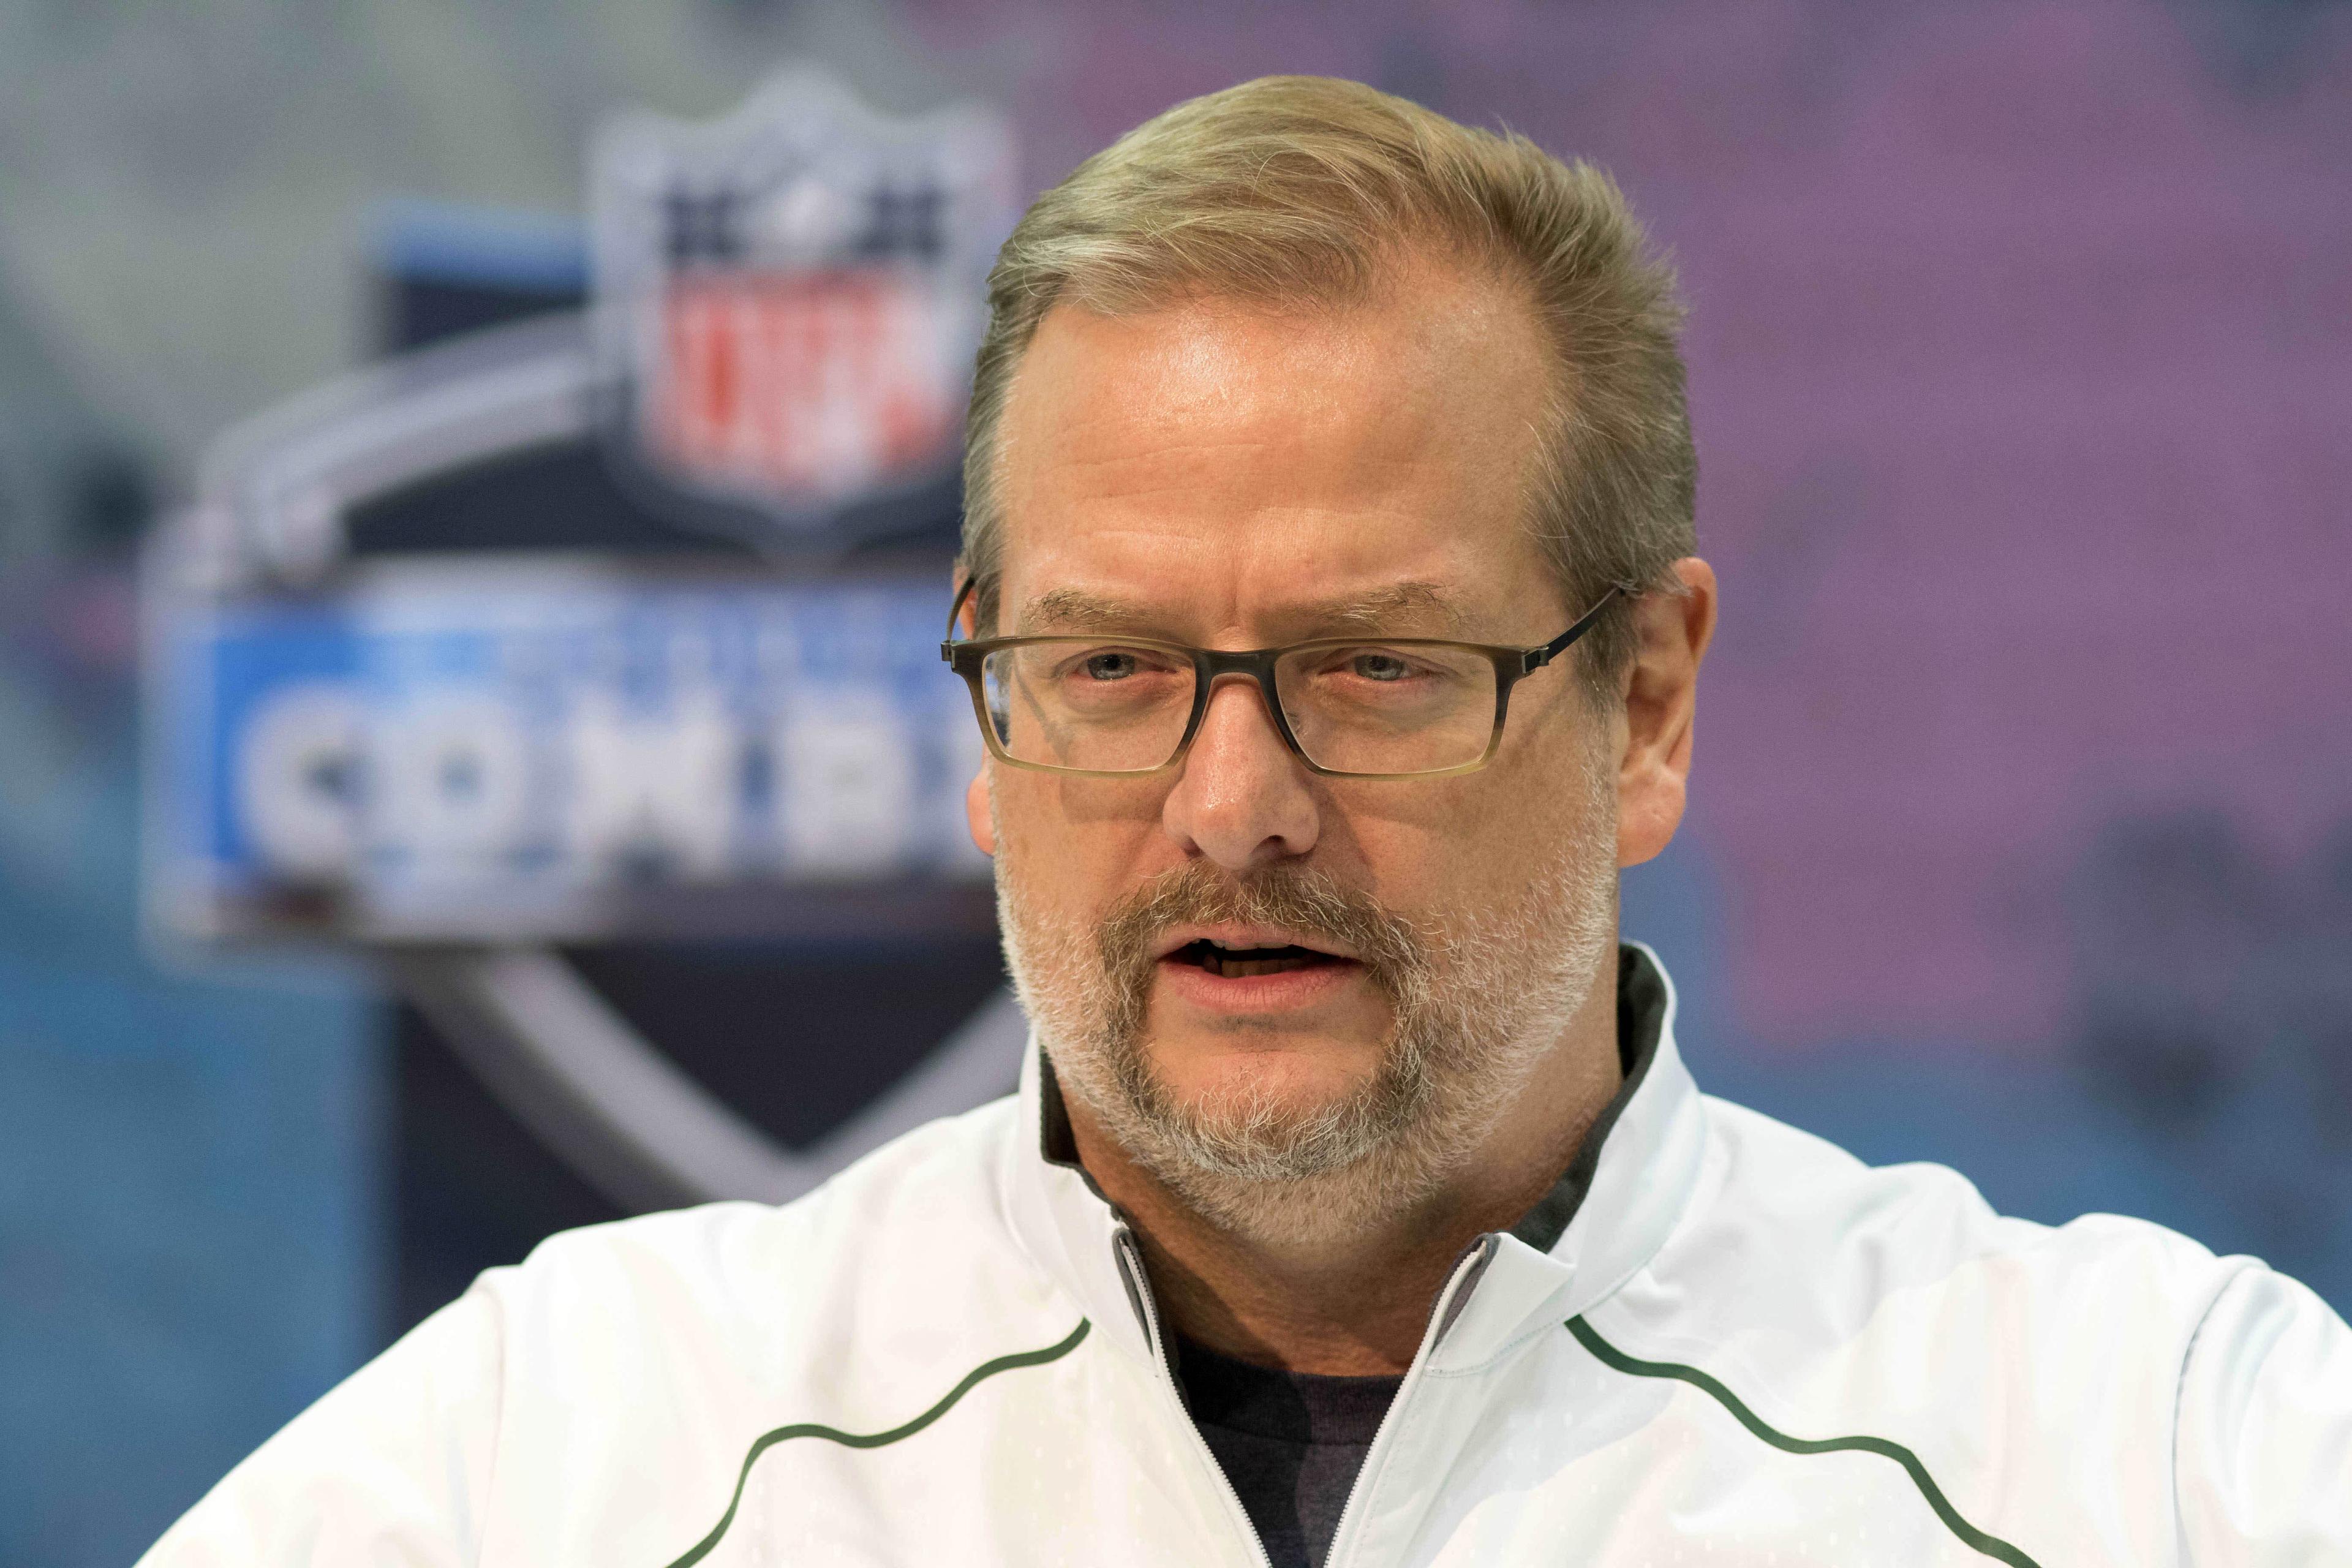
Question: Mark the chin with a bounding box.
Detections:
[1149,1031,1379,1118]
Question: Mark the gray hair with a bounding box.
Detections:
[960,75,1694,696]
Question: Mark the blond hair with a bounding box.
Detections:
[960,75,1694,695]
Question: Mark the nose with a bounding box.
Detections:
[1160,673,1321,872]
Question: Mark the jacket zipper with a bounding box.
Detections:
[1112,1227,1499,1568]
[1113,1228,1278,1568]
[1319,1235,1498,1568]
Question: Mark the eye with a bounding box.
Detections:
[1349,651,1414,682]
[1080,650,1142,681]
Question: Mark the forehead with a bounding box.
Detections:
[991,258,1561,635]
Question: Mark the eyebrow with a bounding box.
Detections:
[1018,582,1467,637]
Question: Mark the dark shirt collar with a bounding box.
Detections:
[1508,943,1670,1253]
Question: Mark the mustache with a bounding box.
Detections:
[1094,862,1430,999]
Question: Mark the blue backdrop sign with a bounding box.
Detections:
[151,561,984,942]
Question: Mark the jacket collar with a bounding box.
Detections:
[1001,1039,1161,1361]
[997,943,1708,1371]
[1423,941,1708,1371]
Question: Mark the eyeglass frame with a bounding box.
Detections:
[938,576,1624,781]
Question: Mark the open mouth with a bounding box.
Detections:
[1166,939,1347,979]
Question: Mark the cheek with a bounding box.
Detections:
[1494,690,1616,829]
[1331,722,1607,905]
[991,767,1166,910]
[1313,793,1504,925]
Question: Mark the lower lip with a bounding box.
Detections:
[1154,954,1363,1013]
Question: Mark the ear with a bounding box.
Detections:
[966,766,997,856]
[951,569,997,856]
[1617,557,1717,869]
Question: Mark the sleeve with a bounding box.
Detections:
[135,1282,507,1568]
[2174,1262,2352,1565]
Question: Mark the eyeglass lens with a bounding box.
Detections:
[978,640,1498,775]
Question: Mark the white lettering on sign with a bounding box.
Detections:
[235,682,363,878]
[190,587,997,920]
[375,696,533,866]
[774,692,914,873]
[567,689,741,877]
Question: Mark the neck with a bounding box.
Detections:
[1062,957,1625,1377]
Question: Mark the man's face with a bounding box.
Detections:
[978,258,1623,1234]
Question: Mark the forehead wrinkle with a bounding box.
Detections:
[1036,437,1434,513]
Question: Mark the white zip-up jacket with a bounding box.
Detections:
[143,949,2352,1566]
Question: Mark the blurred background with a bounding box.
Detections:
[2,0,2348,1560]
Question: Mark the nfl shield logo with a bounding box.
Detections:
[594,71,1017,545]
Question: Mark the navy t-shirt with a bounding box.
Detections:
[1174,1336,1400,1567]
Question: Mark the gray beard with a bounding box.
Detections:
[995,788,1618,1250]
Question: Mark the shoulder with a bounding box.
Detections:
[137,1099,1087,1564]
[1594,1093,2352,1557]
[1618,1092,2250,1390]
[502,1091,1025,1281]
[473,1093,1066,1390]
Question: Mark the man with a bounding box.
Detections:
[145,76,2349,1568]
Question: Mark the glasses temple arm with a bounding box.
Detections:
[1521,585,1624,674]
[941,575,979,658]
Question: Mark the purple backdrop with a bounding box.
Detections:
[910,0,2352,1058]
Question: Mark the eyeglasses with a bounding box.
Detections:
[939,578,1621,780]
